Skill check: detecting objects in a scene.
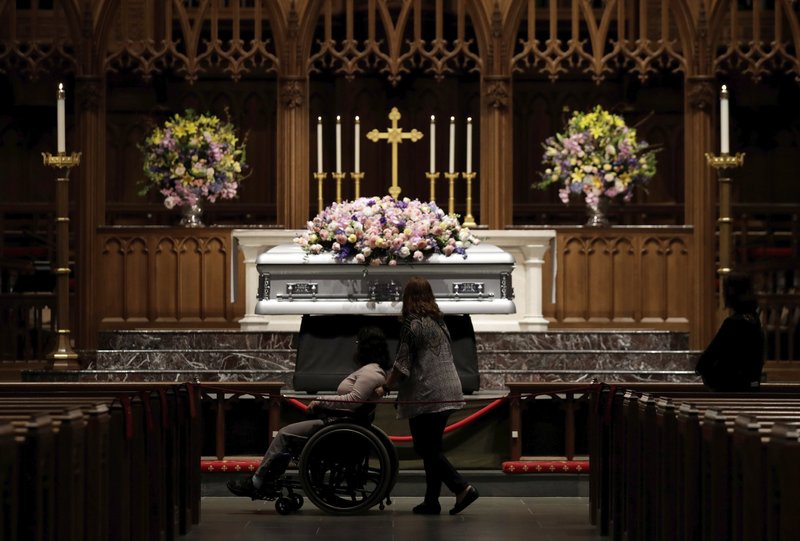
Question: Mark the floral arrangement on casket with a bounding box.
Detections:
[536,105,657,207]
[295,196,480,266]
[140,109,249,209]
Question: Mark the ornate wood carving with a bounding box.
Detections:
[280,76,304,109]
[686,75,715,112]
[483,76,510,109]
[306,0,481,84]
[1,1,800,85]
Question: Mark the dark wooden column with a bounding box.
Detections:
[74,74,106,357]
[684,76,717,350]
[277,76,311,229]
[480,75,513,230]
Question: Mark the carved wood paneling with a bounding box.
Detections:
[542,227,692,329]
[97,227,244,328]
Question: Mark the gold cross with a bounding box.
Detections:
[366,107,423,199]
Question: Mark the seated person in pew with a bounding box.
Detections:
[227,326,391,499]
[695,272,765,392]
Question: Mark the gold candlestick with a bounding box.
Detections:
[444,172,460,216]
[425,171,440,203]
[351,171,364,199]
[331,172,346,202]
[42,151,82,369]
[705,152,745,312]
[314,172,328,213]
[461,171,477,228]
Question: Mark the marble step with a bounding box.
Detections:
[92,329,698,388]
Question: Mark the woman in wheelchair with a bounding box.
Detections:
[227,325,393,510]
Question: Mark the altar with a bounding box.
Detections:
[233,228,556,332]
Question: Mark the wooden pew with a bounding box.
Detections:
[0,382,201,541]
[590,383,800,540]
[611,391,800,541]
[0,421,16,541]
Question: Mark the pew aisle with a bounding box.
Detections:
[0,382,201,541]
[588,383,800,541]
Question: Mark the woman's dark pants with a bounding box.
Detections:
[408,410,468,504]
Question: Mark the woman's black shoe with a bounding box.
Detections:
[412,502,441,515]
[449,485,479,515]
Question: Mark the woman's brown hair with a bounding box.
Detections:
[401,276,442,320]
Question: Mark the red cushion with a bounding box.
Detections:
[501,460,590,474]
[201,459,260,473]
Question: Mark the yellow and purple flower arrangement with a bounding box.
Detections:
[537,105,657,207]
[295,196,480,265]
[140,109,248,208]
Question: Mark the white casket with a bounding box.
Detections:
[255,243,516,315]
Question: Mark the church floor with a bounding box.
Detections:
[184,496,605,541]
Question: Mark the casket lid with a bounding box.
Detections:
[256,242,514,265]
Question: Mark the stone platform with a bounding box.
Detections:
[85,329,700,389]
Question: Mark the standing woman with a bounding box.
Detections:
[384,276,479,515]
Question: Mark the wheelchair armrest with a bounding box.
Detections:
[313,403,376,425]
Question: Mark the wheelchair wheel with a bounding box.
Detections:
[298,422,392,515]
[275,497,294,515]
[368,425,399,495]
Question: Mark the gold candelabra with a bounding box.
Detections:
[461,171,477,228]
[425,172,439,203]
[42,151,82,369]
[351,171,364,199]
[705,151,745,312]
[444,172,459,216]
[314,172,328,213]
[332,172,346,203]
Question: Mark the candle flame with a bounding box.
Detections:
[317,116,322,122]
[450,116,455,122]
[355,116,360,122]
[336,115,341,122]
[57,83,65,99]
[467,117,472,123]
[431,115,435,121]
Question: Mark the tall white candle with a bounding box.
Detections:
[57,83,65,153]
[429,115,436,173]
[448,116,455,173]
[466,117,473,174]
[354,116,360,173]
[720,85,730,154]
[336,115,342,173]
[317,117,323,173]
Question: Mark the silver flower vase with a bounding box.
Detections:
[585,197,610,227]
[180,202,204,227]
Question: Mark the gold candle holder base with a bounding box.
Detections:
[705,151,745,312]
[351,171,364,199]
[42,151,82,369]
[461,171,477,228]
[332,172,346,202]
[425,172,440,203]
[314,172,328,213]
[444,172,460,216]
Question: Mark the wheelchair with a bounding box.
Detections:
[258,408,399,515]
